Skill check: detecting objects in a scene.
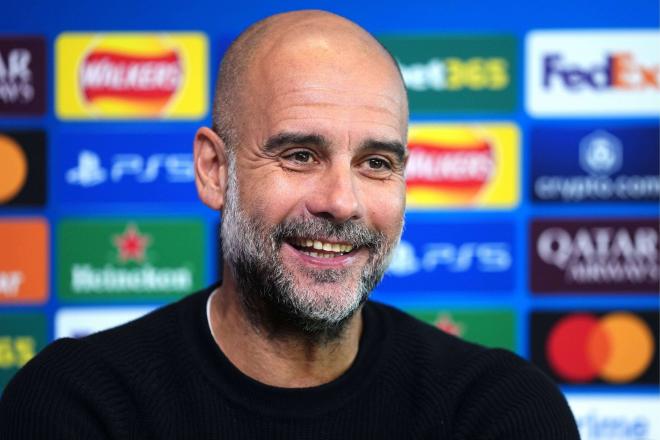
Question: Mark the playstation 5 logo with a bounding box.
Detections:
[66,150,194,188]
[66,150,107,187]
[387,239,512,276]
[579,130,623,177]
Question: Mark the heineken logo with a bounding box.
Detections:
[58,219,205,302]
[433,314,464,337]
[409,309,516,351]
[113,223,150,263]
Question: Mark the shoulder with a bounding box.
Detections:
[365,301,579,439]
[0,288,211,438]
[365,300,484,369]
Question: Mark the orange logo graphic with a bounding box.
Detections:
[56,33,207,119]
[0,219,49,303]
[406,124,519,209]
[0,134,27,203]
[546,312,655,383]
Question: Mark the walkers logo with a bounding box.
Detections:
[0,219,48,304]
[55,307,155,339]
[526,30,660,116]
[0,313,46,390]
[379,221,514,293]
[55,132,195,203]
[407,309,515,350]
[530,219,659,293]
[531,126,660,203]
[531,311,659,385]
[379,35,516,113]
[405,124,519,208]
[568,395,660,440]
[0,37,46,115]
[0,131,46,207]
[56,33,208,119]
[57,219,205,302]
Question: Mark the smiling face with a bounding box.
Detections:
[218,13,408,334]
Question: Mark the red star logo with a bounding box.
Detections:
[434,314,464,337]
[113,223,151,263]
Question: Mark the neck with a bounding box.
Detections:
[208,276,363,388]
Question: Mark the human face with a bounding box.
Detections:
[222,42,408,332]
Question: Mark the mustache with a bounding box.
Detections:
[271,217,387,250]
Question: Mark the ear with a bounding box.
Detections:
[193,127,228,210]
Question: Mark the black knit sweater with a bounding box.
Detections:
[0,286,579,439]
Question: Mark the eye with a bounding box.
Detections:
[367,158,392,170]
[284,150,314,163]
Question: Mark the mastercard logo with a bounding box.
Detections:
[0,134,28,203]
[405,124,519,209]
[546,312,656,384]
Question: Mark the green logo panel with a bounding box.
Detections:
[57,219,206,302]
[379,35,516,113]
[0,313,47,390]
[408,309,516,351]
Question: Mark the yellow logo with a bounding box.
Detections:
[56,33,208,119]
[406,123,519,209]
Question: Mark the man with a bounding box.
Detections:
[0,10,579,439]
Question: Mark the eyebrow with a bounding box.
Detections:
[358,139,407,163]
[262,132,330,153]
[262,131,407,163]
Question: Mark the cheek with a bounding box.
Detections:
[238,171,306,219]
[364,183,406,233]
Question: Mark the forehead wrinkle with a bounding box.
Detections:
[272,87,405,111]
[270,103,403,123]
[273,116,403,136]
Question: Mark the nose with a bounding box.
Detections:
[305,162,363,223]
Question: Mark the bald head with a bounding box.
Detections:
[212,10,407,152]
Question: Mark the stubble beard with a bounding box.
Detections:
[220,157,402,342]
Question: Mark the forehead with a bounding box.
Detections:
[246,57,407,147]
[237,32,406,134]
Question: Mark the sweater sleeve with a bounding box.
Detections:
[0,338,138,440]
[450,349,580,440]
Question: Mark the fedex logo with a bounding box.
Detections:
[526,31,660,116]
[543,52,659,91]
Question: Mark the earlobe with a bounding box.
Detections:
[193,127,228,210]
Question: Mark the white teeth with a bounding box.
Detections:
[294,238,354,256]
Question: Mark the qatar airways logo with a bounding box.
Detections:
[530,219,659,293]
[526,30,660,116]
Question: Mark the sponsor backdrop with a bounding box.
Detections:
[1,0,658,431]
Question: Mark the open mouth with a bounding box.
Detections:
[288,238,355,259]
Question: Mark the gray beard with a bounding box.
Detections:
[220,158,401,343]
